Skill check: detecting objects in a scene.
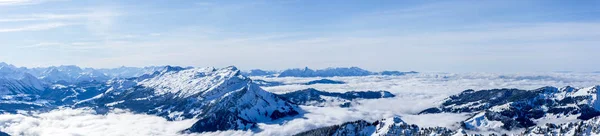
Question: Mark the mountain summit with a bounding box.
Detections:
[87,66,300,132]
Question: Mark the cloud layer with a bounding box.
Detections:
[0,108,198,136]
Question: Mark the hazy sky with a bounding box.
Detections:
[0,0,599,72]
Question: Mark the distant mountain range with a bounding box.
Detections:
[0,62,173,84]
[1,63,416,83]
[243,67,417,77]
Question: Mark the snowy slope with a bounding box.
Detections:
[524,116,600,135]
[138,67,247,98]
[0,64,45,95]
[294,116,456,136]
[96,66,167,78]
[28,65,110,83]
[85,66,300,132]
[422,85,600,132]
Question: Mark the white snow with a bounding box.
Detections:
[463,112,504,130]
[139,66,248,98]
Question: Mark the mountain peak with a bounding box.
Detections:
[88,66,300,133]
[560,86,577,92]
[0,62,10,67]
[225,65,238,71]
[160,65,186,74]
[139,66,248,98]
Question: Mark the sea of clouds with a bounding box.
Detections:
[1,72,600,136]
[0,108,199,136]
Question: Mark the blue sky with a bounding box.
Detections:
[0,0,599,72]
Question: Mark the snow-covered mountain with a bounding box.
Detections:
[0,63,44,95]
[27,65,176,83]
[241,69,278,77]
[96,66,171,78]
[296,85,600,136]
[0,64,48,114]
[252,79,285,87]
[3,63,183,84]
[1,62,303,133]
[421,85,600,133]
[294,116,457,136]
[524,116,600,135]
[29,65,111,83]
[80,66,300,132]
[0,63,303,133]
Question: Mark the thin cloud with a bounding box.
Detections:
[0,22,72,32]
[20,41,104,52]
[0,13,89,22]
[0,0,64,6]
[0,0,37,5]
[0,11,121,23]
[20,42,63,48]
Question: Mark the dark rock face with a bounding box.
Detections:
[0,131,9,136]
[304,79,346,85]
[278,88,395,107]
[378,71,418,76]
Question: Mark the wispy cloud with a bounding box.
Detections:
[20,42,63,48]
[0,8,120,35]
[0,22,71,32]
[0,0,63,6]
[20,41,102,51]
[84,7,120,36]
[0,13,88,22]
[0,0,37,6]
